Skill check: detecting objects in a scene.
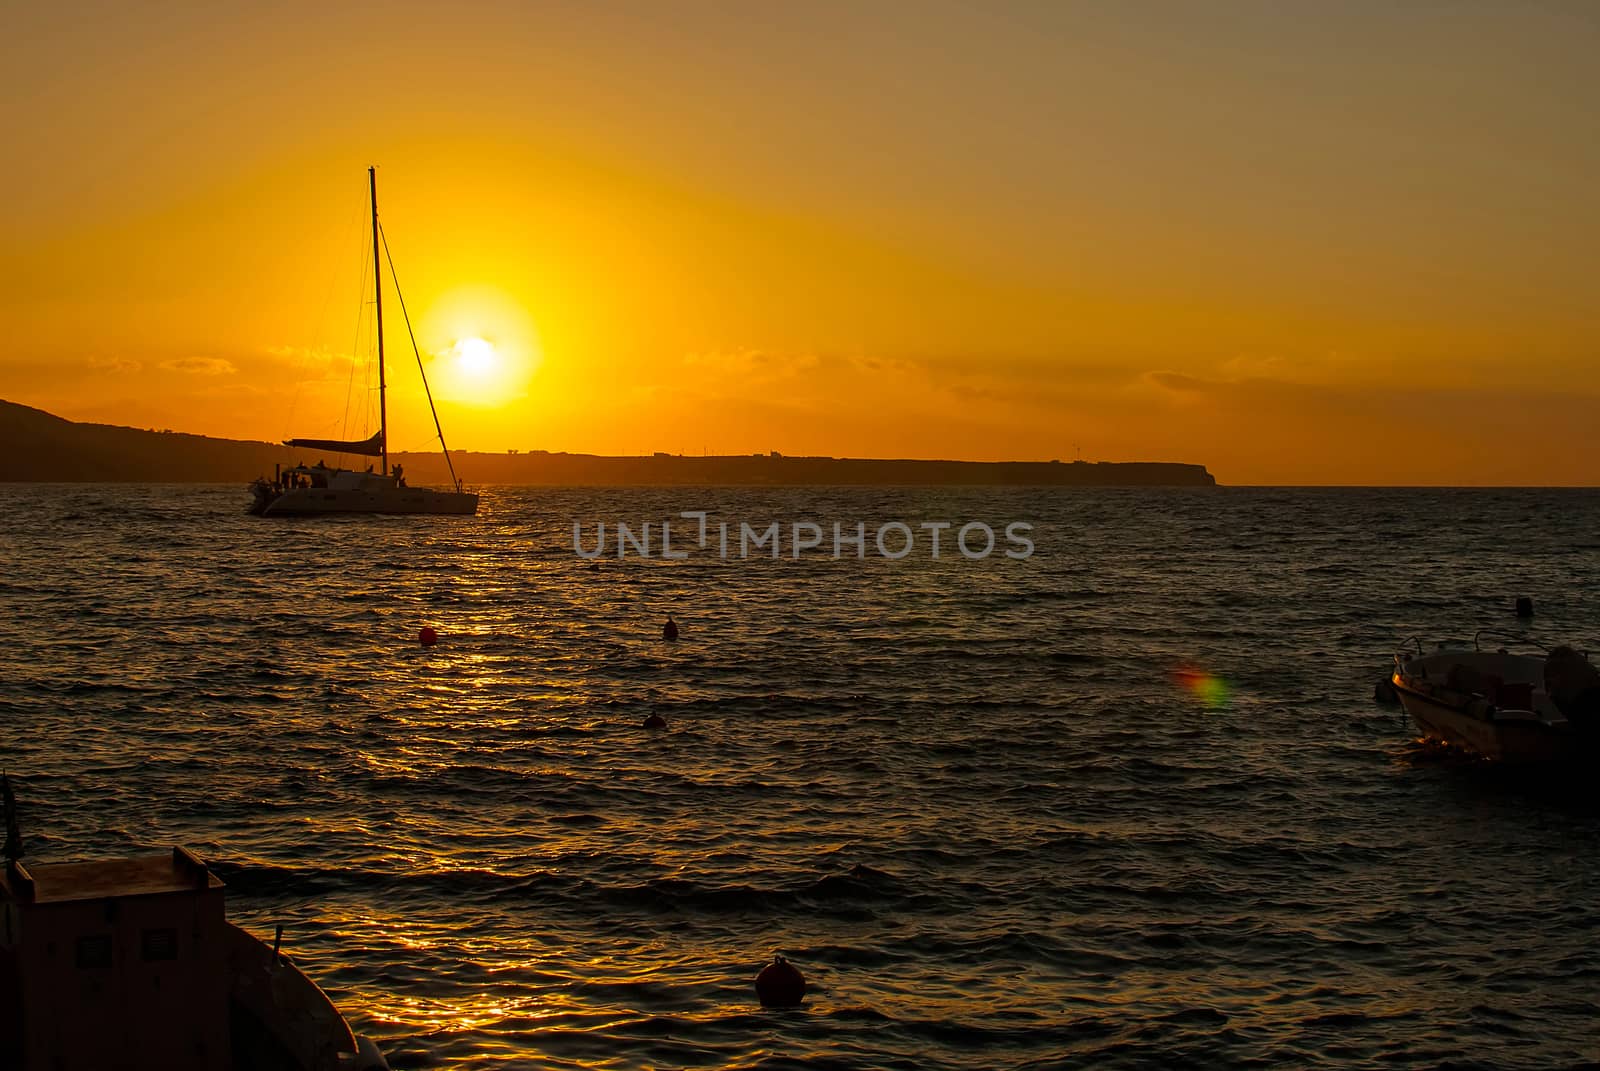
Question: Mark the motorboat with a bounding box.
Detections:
[1391,631,1598,762]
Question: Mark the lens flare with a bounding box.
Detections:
[1173,665,1230,709]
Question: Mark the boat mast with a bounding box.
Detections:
[369,166,389,477]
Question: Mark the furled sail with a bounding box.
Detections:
[284,431,384,457]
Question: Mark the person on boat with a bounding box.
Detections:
[1544,646,1600,739]
[393,463,406,487]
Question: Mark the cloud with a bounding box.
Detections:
[659,347,1170,439]
[1217,351,1350,383]
[161,357,236,375]
[1144,370,1212,393]
[681,348,821,381]
[87,355,141,374]
[266,343,358,371]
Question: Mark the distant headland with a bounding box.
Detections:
[0,400,1217,487]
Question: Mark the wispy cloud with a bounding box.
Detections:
[161,356,236,376]
[681,348,821,382]
[262,343,366,386]
[1144,370,1212,394]
[87,355,141,374]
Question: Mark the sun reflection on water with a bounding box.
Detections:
[6,485,1599,1068]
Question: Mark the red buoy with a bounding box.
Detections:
[643,713,667,729]
[419,626,438,647]
[754,954,806,1007]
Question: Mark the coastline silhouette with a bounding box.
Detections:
[0,399,1215,487]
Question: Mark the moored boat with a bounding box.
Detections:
[251,461,476,517]
[248,167,477,518]
[0,779,387,1070]
[1391,631,1599,762]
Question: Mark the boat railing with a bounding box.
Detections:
[1474,629,1549,654]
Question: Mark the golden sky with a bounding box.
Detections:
[4,1,1597,484]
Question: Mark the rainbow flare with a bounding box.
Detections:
[1173,665,1230,709]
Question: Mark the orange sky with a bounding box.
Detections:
[4,2,1597,484]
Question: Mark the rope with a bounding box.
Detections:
[341,226,369,443]
[378,222,463,493]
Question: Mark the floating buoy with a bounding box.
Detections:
[1515,596,1534,618]
[663,615,679,642]
[419,626,438,646]
[754,954,806,1008]
[643,713,667,730]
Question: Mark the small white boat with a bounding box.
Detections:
[1391,632,1598,763]
[249,167,477,518]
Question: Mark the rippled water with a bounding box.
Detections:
[3,484,1599,1069]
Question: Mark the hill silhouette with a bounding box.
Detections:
[0,400,1216,486]
[0,400,297,482]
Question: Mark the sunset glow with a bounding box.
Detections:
[5,8,1598,1066]
[3,4,1597,483]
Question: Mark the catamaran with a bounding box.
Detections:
[248,168,479,516]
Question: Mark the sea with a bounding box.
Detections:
[2,483,1599,1070]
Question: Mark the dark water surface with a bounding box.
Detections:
[3,484,1599,1070]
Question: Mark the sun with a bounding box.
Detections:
[452,337,498,376]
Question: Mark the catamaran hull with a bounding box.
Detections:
[254,487,479,516]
